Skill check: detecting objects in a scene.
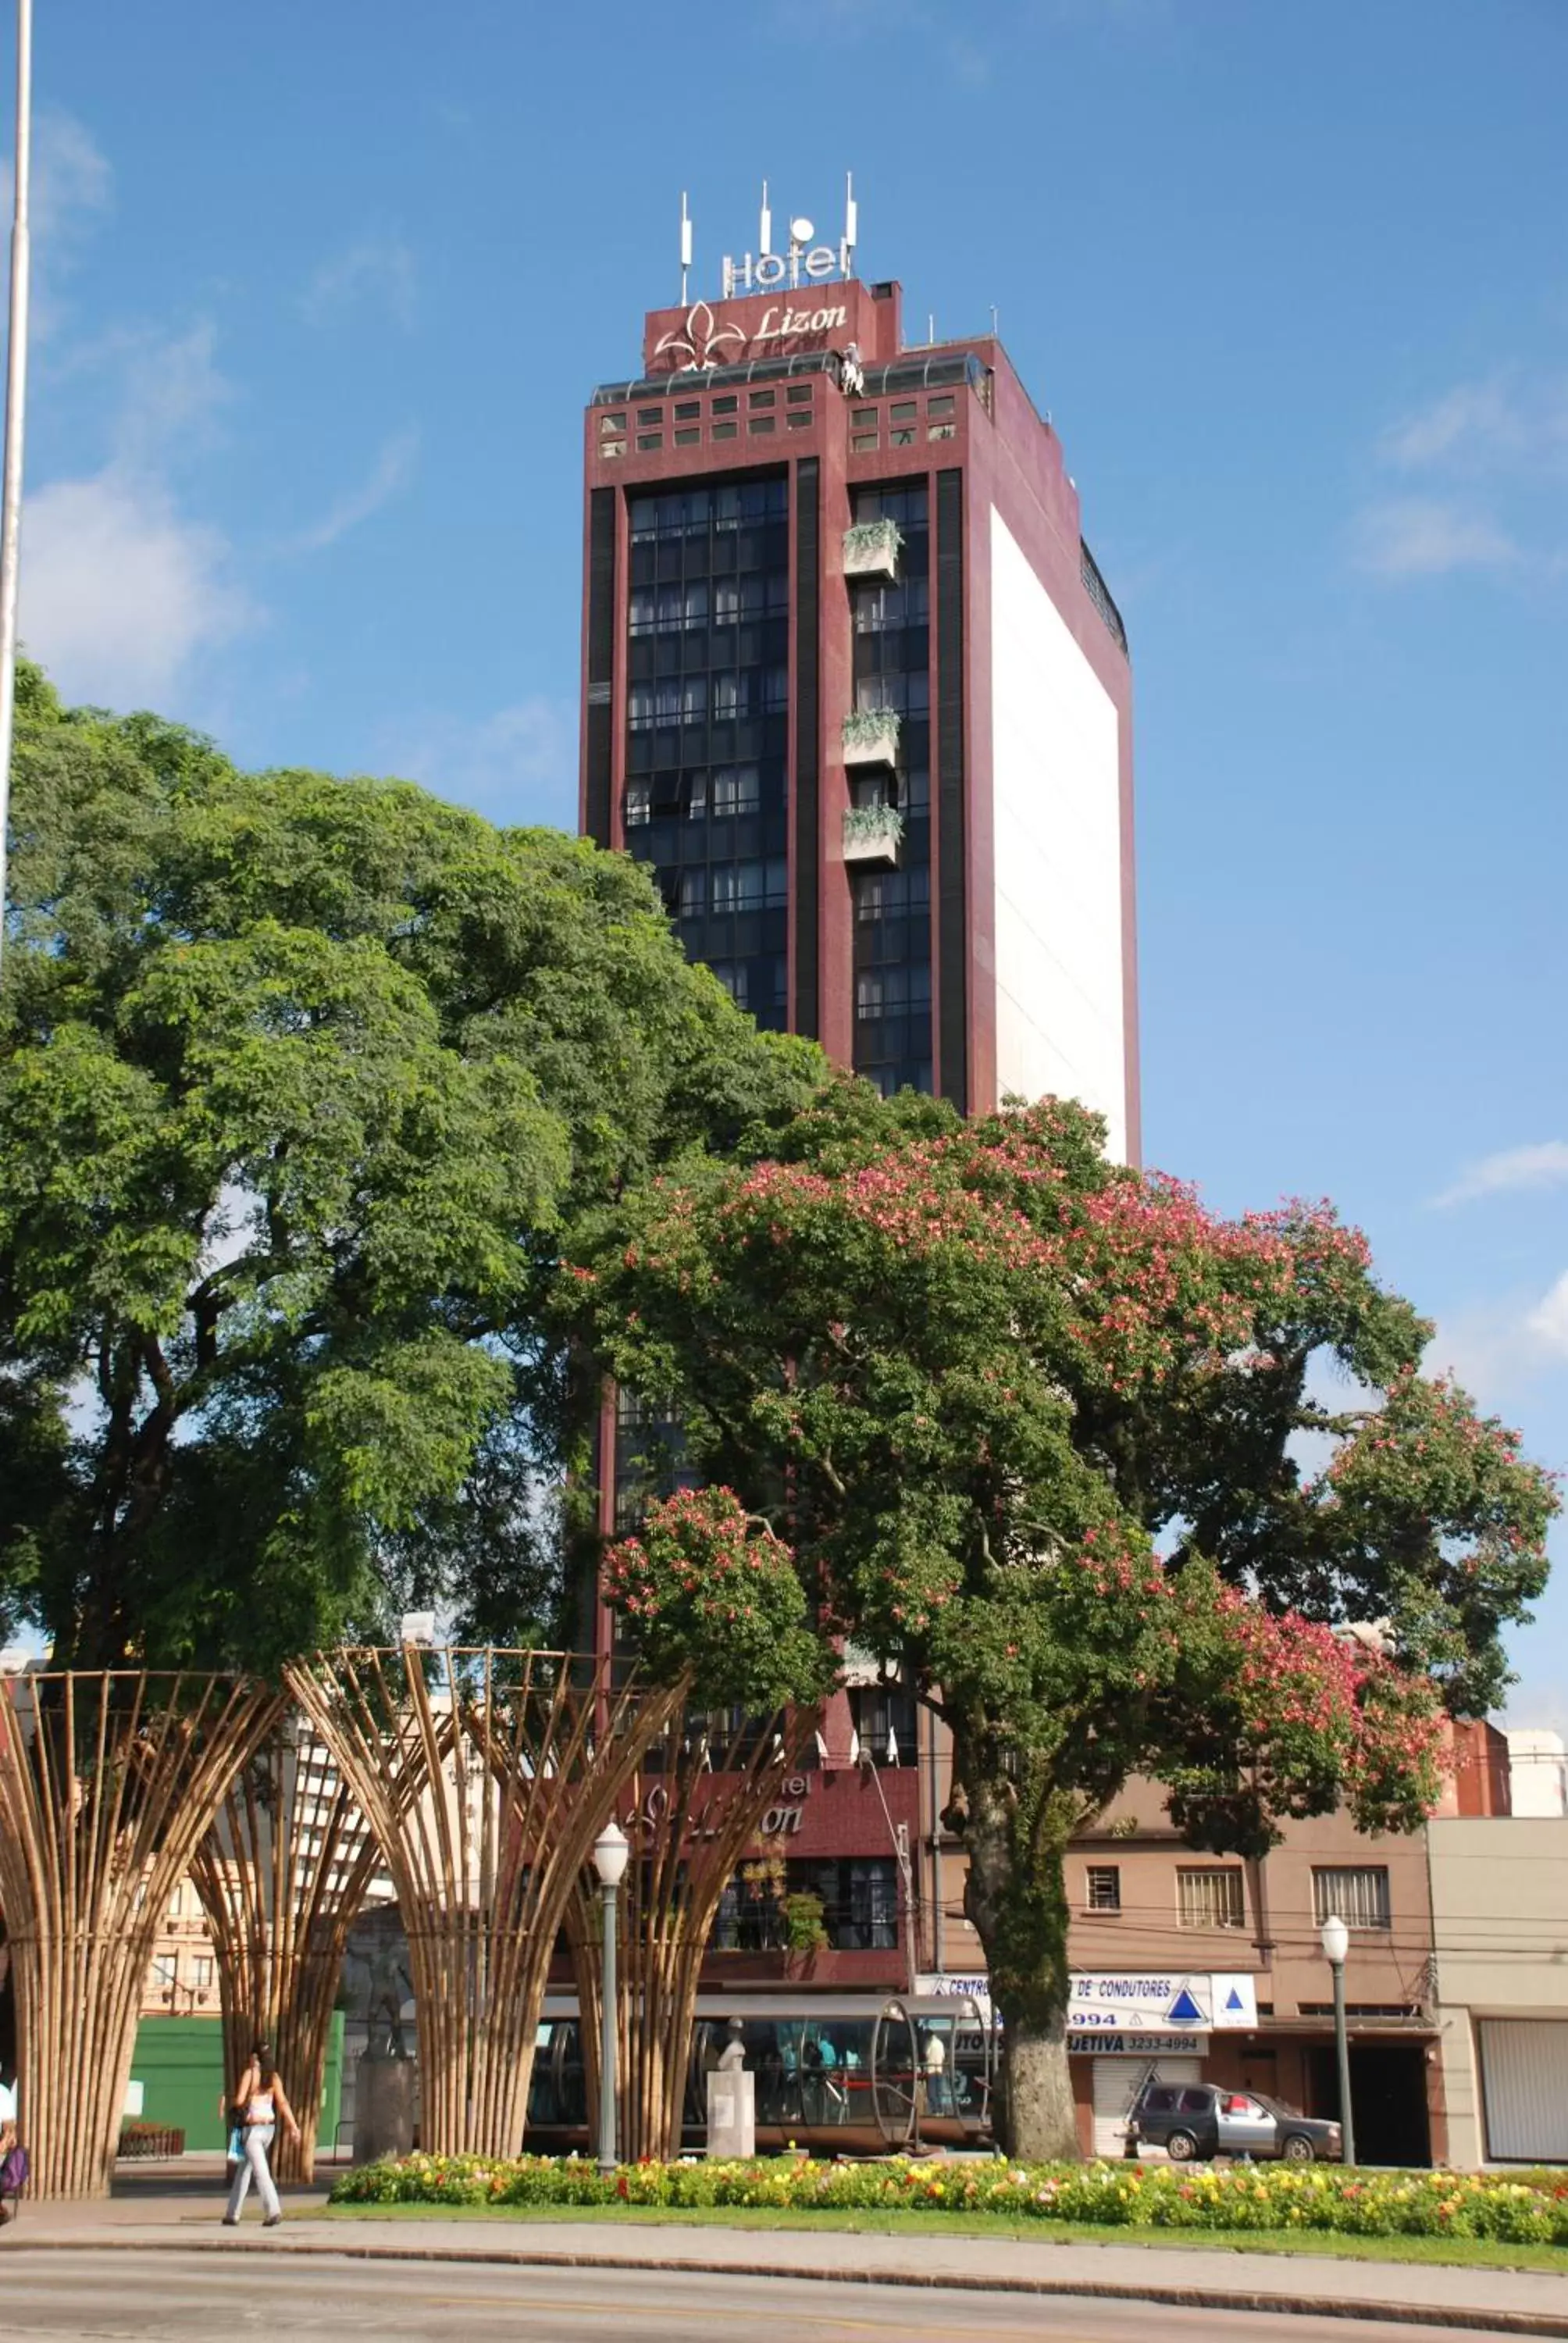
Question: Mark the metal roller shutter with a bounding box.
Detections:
[1478,2020,1568,2162]
[1089,2055,1202,2159]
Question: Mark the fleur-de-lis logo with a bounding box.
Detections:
[654,300,747,373]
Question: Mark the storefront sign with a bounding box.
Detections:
[1073,2032,1201,2056]
[915,1972,1259,2036]
[1071,1974,1217,2031]
[1210,1974,1260,2030]
[917,1973,992,2011]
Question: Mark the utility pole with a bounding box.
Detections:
[0,0,34,986]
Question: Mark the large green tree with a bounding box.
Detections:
[580,1090,1556,2159]
[0,666,823,1664]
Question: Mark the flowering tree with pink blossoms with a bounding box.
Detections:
[576,1090,1556,2160]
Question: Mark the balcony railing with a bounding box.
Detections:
[1080,539,1128,655]
[843,518,903,580]
[841,708,900,769]
[843,804,903,866]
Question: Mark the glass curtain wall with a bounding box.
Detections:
[624,478,791,1028]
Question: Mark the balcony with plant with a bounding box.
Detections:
[841,708,901,769]
[843,517,903,580]
[842,804,904,866]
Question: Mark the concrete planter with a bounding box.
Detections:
[843,519,903,580]
[843,806,904,865]
[842,710,900,770]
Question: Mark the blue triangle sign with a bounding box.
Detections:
[1167,1988,1205,2024]
[1225,1988,1245,2013]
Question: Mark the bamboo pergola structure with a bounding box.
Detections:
[0,1670,280,2198]
[569,1705,813,2163]
[190,1717,385,2183]
[285,1647,685,2160]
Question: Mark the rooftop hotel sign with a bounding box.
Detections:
[722,237,851,299]
[667,178,860,306]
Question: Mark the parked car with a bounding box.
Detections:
[1124,2081,1342,2164]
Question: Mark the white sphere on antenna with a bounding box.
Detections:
[789,216,814,244]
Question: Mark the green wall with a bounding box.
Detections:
[128,2013,344,2152]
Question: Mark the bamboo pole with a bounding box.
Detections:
[0,1670,281,2198]
[569,1706,814,2163]
[285,1648,684,2161]
[190,1716,383,2183]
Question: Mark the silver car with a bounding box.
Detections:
[1126,2081,1343,2163]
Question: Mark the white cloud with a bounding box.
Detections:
[1358,368,1568,584]
[1352,497,1520,580]
[1381,379,1526,472]
[302,235,417,331]
[1380,372,1568,479]
[381,699,576,822]
[1,111,112,333]
[1526,1272,1568,1361]
[0,122,260,714]
[20,313,256,708]
[1434,1141,1568,1209]
[290,428,419,553]
[111,320,232,464]
[20,468,255,708]
[1427,1272,1568,1400]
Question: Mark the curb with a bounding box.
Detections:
[4,2232,1567,2336]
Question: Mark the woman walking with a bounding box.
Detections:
[222,2039,300,2228]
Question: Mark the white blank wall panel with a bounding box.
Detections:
[989,508,1126,1163]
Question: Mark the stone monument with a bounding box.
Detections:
[705,2017,755,2159]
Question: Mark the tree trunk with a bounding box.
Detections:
[958,1756,1082,2163]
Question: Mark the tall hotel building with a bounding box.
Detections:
[579,220,1139,1159]
[575,209,1139,2038]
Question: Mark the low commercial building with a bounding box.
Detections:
[1057,1785,1442,2162]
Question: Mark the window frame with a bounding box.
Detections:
[1311,1864,1392,1932]
[1176,1866,1247,1930]
[1085,1863,1122,1913]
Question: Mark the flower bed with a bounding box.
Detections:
[331,2154,1568,2245]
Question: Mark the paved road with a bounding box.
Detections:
[0,2252,1541,2343]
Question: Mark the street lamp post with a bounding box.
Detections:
[593,1819,629,2177]
[1320,1914,1356,2166]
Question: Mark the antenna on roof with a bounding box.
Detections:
[842,169,858,276]
[759,179,772,259]
[679,191,693,305]
[991,305,1000,338]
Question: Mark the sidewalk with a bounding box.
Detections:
[6,2172,1568,2337]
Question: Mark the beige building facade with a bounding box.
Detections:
[1428,1816,1568,2166]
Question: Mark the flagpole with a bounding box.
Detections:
[0,0,34,986]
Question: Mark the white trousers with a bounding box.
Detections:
[225,2123,280,2221]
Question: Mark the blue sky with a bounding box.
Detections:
[14,0,1566,1721]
